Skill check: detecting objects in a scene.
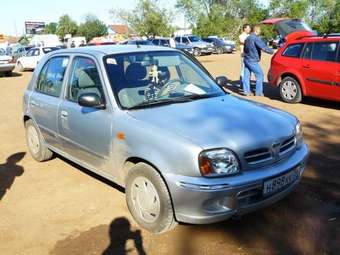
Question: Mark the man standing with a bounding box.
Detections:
[239,24,251,88]
[243,25,273,96]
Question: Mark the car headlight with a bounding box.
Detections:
[199,149,240,177]
[295,122,303,147]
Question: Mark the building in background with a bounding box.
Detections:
[107,24,134,42]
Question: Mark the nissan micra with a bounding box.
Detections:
[23,46,309,233]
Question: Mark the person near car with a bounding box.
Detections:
[79,40,86,47]
[243,25,274,96]
[70,41,76,48]
[239,24,251,87]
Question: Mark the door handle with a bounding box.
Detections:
[60,110,68,118]
[302,65,310,69]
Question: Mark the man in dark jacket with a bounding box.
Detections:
[243,25,274,96]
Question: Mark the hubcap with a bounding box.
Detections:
[281,80,297,100]
[27,126,40,154]
[131,176,160,223]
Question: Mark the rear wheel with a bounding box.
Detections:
[279,76,302,103]
[193,48,201,57]
[125,163,177,233]
[25,120,53,162]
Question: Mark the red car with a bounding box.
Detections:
[265,19,340,103]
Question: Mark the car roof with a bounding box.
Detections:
[50,45,177,56]
[292,35,340,43]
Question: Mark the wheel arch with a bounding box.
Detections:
[123,156,177,220]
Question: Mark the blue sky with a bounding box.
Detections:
[1,0,268,36]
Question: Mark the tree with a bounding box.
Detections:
[45,22,58,34]
[56,15,78,39]
[77,15,108,41]
[269,0,309,19]
[111,0,174,38]
[177,0,269,39]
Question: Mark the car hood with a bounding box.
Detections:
[127,95,297,151]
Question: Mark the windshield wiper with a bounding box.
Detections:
[128,94,214,110]
[128,97,193,110]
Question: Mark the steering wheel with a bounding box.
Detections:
[157,79,183,98]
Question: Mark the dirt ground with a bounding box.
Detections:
[0,52,339,255]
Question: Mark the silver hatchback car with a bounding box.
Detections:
[23,46,309,233]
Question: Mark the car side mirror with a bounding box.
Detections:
[215,76,228,87]
[78,93,105,109]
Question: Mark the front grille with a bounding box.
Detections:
[280,136,296,154]
[244,136,296,165]
[244,148,271,164]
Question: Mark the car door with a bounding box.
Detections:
[29,56,69,149]
[58,55,112,171]
[300,41,338,101]
[336,48,340,100]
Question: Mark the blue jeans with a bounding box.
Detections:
[240,57,245,87]
[243,60,264,96]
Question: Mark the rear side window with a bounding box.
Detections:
[302,43,313,59]
[182,37,189,44]
[36,57,69,97]
[311,42,338,62]
[282,43,304,58]
[152,39,159,45]
[175,37,181,43]
[66,57,104,102]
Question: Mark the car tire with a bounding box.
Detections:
[25,119,53,162]
[18,62,24,72]
[217,47,224,54]
[193,48,201,57]
[279,76,302,103]
[125,162,177,233]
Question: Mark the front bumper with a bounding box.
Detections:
[0,63,15,73]
[164,143,309,224]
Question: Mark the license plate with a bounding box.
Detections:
[263,168,299,196]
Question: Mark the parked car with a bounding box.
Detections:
[87,42,116,46]
[202,37,234,54]
[16,47,60,71]
[269,34,340,103]
[23,45,309,233]
[174,35,214,56]
[0,48,15,76]
[151,38,194,55]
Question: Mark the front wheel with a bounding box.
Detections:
[217,47,224,54]
[279,76,302,103]
[125,163,177,233]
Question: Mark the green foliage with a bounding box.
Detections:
[77,15,108,41]
[56,15,78,39]
[44,22,58,34]
[111,0,174,38]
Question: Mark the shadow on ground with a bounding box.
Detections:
[0,152,25,201]
[50,217,146,255]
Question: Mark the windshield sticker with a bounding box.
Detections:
[184,84,206,95]
[106,58,117,65]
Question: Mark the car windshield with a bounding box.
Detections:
[188,36,201,42]
[104,51,225,109]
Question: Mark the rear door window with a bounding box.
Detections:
[36,57,69,97]
[66,57,105,102]
[311,42,338,62]
[182,37,189,44]
[282,43,304,58]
